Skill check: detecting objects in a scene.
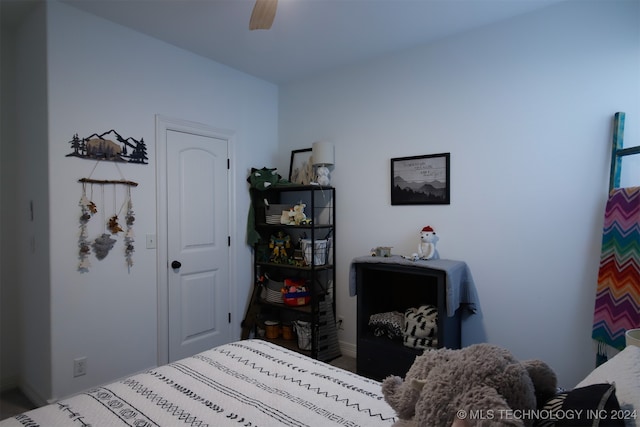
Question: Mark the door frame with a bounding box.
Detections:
[155,115,237,366]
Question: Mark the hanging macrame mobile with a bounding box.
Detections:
[77,162,138,272]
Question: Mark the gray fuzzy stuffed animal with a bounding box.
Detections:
[381,344,557,427]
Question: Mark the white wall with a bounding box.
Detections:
[279,0,640,388]
[12,2,53,402]
[5,0,278,402]
[0,3,25,392]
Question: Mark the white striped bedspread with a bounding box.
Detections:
[1,340,396,427]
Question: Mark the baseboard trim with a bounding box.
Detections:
[18,380,50,407]
[339,340,356,358]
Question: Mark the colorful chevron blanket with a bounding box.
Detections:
[592,186,640,350]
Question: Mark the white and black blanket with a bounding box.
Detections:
[1,340,396,427]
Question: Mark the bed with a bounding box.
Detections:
[3,340,639,427]
[0,339,397,427]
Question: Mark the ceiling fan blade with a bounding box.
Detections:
[249,0,278,30]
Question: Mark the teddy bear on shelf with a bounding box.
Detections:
[381,343,558,427]
[293,203,307,225]
[280,209,294,225]
[418,225,439,260]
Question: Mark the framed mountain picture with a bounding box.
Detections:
[391,153,450,205]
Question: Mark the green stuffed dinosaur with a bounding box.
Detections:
[246,167,292,245]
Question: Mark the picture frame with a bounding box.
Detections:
[289,148,314,185]
[391,152,450,205]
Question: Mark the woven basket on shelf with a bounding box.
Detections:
[262,275,284,304]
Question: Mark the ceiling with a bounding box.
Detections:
[4,0,565,84]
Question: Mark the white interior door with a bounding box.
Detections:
[166,129,230,362]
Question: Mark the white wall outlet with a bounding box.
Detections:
[73,357,87,377]
[337,316,344,330]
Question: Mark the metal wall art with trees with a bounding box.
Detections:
[66,129,148,164]
[67,129,147,272]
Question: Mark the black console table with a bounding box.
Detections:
[350,256,477,380]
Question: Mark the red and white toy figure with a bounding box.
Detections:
[418,226,439,260]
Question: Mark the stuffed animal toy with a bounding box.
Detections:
[381,343,557,427]
[280,209,294,225]
[403,305,438,350]
[293,203,307,225]
[418,226,439,260]
[247,167,281,190]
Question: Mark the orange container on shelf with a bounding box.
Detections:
[281,323,295,340]
[264,320,280,339]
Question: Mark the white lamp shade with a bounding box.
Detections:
[312,141,334,166]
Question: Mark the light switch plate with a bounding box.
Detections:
[146,234,157,249]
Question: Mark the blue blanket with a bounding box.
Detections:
[349,255,478,317]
